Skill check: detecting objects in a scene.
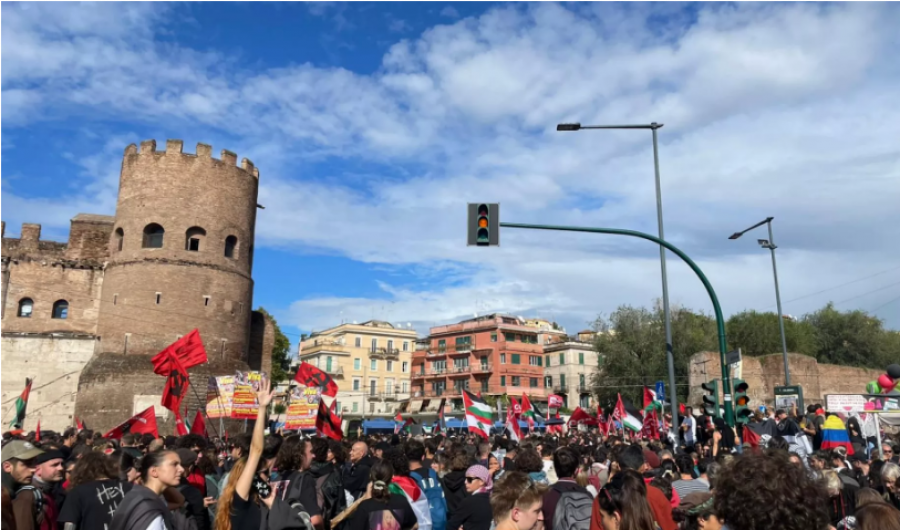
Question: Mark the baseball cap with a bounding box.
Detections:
[1,440,45,463]
[176,448,198,469]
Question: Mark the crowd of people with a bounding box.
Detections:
[3,383,900,530]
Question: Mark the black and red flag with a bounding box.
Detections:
[295,362,338,398]
[152,329,208,375]
[316,399,343,440]
[161,350,189,413]
[104,406,159,439]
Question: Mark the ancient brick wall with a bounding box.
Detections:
[688,351,884,408]
[0,333,96,431]
[96,140,259,358]
[248,310,275,374]
[65,215,114,261]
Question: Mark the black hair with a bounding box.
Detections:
[385,448,410,476]
[369,461,394,503]
[175,434,208,451]
[617,444,646,471]
[263,434,283,461]
[424,440,437,455]
[274,435,305,473]
[230,433,252,456]
[675,454,695,478]
[406,440,425,462]
[311,438,329,463]
[139,450,176,482]
[552,447,579,479]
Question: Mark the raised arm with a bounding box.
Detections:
[235,377,275,501]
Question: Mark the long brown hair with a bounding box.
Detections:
[856,502,900,530]
[597,470,657,530]
[68,452,117,490]
[214,458,247,530]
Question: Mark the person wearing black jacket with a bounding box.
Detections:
[176,449,211,530]
[542,447,588,526]
[344,441,374,500]
[442,452,470,516]
[446,465,492,530]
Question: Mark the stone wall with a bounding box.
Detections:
[248,310,275,374]
[688,351,883,408]
[0,333,97,432]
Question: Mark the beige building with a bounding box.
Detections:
[522,318,568,345]
[543,340,600,410]
[299,321,417,416]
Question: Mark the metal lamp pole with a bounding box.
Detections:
[728,217,791,385]
[557,122,680,446]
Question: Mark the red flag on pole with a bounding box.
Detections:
[152,329,207,375]
[35,419,41,442]
[643,386,656,410]
[104,406,159,439]
[190,409,206,436]
[641,409,660,440]
[316,399,342,440]
[174,410,189,436]
[294,362,338,398]
[161,351,190,413]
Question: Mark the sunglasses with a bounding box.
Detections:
[465,477,483,483]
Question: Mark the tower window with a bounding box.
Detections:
[142,223,165,248]
[155,293,161,305]
[185,226,206,251]
[204,296,210,307]
[114,228,124,252]
[52,300,69,319]
[17,298,33,318]
[114,294,118,305]
[224,235,238,258]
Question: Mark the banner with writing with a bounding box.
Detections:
[284,386,322,430]
[231,371,264,420]
[206,376,234,419]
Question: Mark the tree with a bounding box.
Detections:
[804,302,896,369]
[256,307,292,382]
[726,310,816,357]
[591,302,717,410]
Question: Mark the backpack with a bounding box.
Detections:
[410,468,447,530]
[315,468,348,530]
[17,485,45,525]
[551,490,594,530]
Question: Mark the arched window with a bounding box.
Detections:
[185,227,206,252]
[224,235,238,258]
[17,298,33,318]
[114,228,124,252]
[142,223,165,248]
[52,300,69,319]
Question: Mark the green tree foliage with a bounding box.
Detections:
[726,310,816,357]
[256,307,292,382]
[804,302,897,369]
[591,303,717,410]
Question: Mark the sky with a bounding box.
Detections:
[3,2,900,350]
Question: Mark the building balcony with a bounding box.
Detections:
[412,371,428,380]
[471,363,493,374]
[370,347,400,359]
[301,342,353,356]
[448,344,474,356]
[323,366,344,378]
[426,349,447,359]
[448,366,471,377]
[577,385,591,393]
[554,385,569,394]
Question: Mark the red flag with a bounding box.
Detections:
[641,409,660,440]
[742,425,761,448]
[35,419,41,442]
[679,403,686,415]
[294,362,338,398]
[568,407,597,427]
[161,351,189,413]
[152,329,208,375]
[174,410,189,436]
[643,386,656,409]
[316,399,342,440]
[548,394,564,408]
[75,417,85,432]
[509,397,523,419]
[104,406,159,439]
[190,409,206,436]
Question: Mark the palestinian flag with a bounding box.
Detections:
[390,476,433,530]
[463,390,492,439]
[613,393,642,432]
[820,415,854,454]
[643,386,657,409]
[9,378,33,430]
[174,410,189,436]
[521,394,539,429]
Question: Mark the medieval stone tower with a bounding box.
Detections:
[95,139,259,360]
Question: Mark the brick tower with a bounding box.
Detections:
[95,139,259,359]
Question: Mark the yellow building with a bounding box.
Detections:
[299,320,418,416]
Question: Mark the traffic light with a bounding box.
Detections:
[733,378,751,425]
[701,379,719,418]
[467,203,500,246]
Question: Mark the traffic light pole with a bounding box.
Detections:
[499,222,736,427]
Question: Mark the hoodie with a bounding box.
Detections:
[442,470,468,515]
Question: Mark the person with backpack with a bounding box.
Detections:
[2,441,45,530]
[544,447,591,530]
[407,441,447,530]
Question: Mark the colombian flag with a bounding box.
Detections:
[820,415,854,454]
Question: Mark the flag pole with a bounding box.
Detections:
[188,378,221,439]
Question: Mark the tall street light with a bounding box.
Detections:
[728,217,791,385]
[557,121,680,446]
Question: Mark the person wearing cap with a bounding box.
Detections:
[30,449,66,529]
[176,448,211,530]
[2,440,45,530]
[849,454,872,489]
[672,491,722,530]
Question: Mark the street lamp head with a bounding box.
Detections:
[728,233,742,240]
[556,123,581,132]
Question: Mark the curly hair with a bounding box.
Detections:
[273,435,305,474]
[714,450,829,530]
[513,448,543,474]
[68,452,117,490]
[385,447,410,477]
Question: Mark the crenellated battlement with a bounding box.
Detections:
[124,139,260,179]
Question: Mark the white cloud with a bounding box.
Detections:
[3,2,900,333]
[440,7,460,19]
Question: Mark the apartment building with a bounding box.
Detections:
[543,338,600,409]
[411,314,548,413]
[299,320,417,416]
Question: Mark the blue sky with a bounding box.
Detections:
[3,2,900,348]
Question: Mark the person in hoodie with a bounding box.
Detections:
[513,449,548,485]
[442,451,472,517]
[446,465,493,530]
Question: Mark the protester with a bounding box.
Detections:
[595,469,658,530]
[854,502,900,530]
[542,447,590,525]
[2,441,45,530]
[337,461,417,530]
[441,451,471,515]
[672,491,721,530]
[490,472,547,530]
[109,450,190,530]
[59,452,133,530]
[446,465,493,530]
